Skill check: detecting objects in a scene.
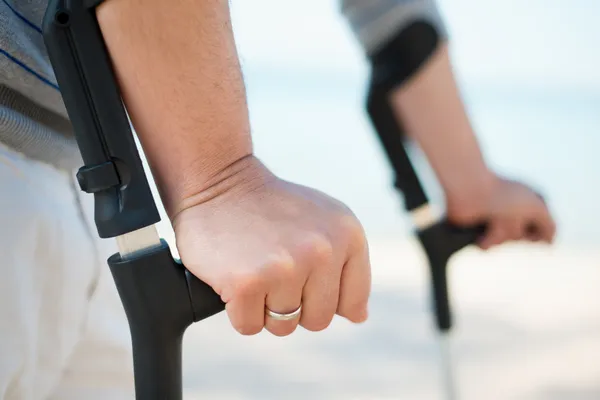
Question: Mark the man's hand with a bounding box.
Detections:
[172,157,371,337]
[447,175,556,249]
[96,0,371,337]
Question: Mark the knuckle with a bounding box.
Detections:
[337,214,366,248]
[299,233,334,266]
[228,272,265,298]
[508,225,522,240]
[235,322,263,336]
[340,302,368,323]
[302,313,334,332]
[263,249,297,284]
[304,319,333,332]
[267,323,298,337]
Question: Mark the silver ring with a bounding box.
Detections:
[265,304,302,321]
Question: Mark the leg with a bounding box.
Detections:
[48,267,135,400]
[48,177,135,400]
[0,143,100,400]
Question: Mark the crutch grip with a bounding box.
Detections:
[108,240,224,400]
[417,220,486,332]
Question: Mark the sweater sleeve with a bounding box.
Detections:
[340,0,448,56]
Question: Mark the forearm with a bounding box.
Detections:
[389,43,495,212]
[342,1,495,215]
[96,0,252,217]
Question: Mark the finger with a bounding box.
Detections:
[225,275,266,336]
[525,231,542,242]
[520,196,556,243]
[533,202,557,243]
[300,260,341,332]
[478,222,509,250]
[525,219,555,243]
[524,223,544,242]
[336,243,371,323]
[264,288,303,337]
[264,253,304,337]
[505,216,525,242]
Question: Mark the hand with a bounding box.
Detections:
[447,175,557,250]
[172,156,371,337]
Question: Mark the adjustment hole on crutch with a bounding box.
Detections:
[54,10,71,27]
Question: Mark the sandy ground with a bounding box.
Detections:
[170,237,600,400]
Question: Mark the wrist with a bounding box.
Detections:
[168,154,275,222]
[148,142,252,218]
[444,167,497,223]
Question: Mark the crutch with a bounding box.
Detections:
[42,1,225,399]
[366,73,487,400]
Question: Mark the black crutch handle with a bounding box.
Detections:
[365,76,488,333]
[108,241,224,399]
[419,218,541,331]
[417,221,486,332]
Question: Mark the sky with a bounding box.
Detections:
[230,0,600,91]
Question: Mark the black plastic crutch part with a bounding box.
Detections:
[366,73,487,400]
[42,1,225,399]
[366,81,486,334]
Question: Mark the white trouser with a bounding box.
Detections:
[0,142,134,399]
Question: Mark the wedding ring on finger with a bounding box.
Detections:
[265,304,302,321]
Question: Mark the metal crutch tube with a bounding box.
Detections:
[366,81,486,332]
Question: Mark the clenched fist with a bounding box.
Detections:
[447,175,557,249]
[172,157,371,337]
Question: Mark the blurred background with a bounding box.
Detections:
[151,0,600,398]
